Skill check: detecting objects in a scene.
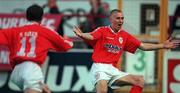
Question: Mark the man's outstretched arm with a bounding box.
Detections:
[73,26,94,40]
[139,37,180,51]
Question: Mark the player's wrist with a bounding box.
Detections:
[162,43,167,49]
[79,33,83,38]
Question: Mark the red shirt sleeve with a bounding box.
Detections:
[90,27,103,40]
[47,30,73,52]
[0,28,12,46]
[124,32,141,53]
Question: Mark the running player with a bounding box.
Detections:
[73,9,179,93]
[0,4,73,93]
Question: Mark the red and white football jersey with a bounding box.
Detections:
[90,26,141,65]
[0,23,73,68]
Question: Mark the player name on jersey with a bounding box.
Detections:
[20,32,38,37]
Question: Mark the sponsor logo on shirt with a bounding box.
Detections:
[104,43,122,53]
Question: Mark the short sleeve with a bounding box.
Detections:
[0,29,11,45]
[46,29,73,52]
[90,27,103,40]
[124,33,141,53]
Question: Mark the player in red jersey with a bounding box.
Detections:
[73,9,179,93]
[0,4,73,93]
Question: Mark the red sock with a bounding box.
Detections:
[130,85,143,93]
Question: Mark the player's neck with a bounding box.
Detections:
[110,25,121,33]
[28,21,40,25]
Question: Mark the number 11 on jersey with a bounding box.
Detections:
[16,36,37,58]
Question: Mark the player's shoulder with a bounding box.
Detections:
[25,22,56,32]
[120,29,135,38]
[40,25,59,35]
[96,26,109,30]
[120,29,130,34]
[94,26,110,32]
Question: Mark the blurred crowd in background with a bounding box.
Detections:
[43,0,111,49]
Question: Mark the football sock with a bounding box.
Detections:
[130,85,143,93]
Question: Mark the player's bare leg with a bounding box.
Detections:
[24,82,51,93]
[96,80,108,93]
[112,75,144,93]
[24,88,41,93]
[112,74,144,87]
[41,83,51,93]
[24,86,51,93]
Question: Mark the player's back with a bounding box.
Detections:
[6,23,71,67]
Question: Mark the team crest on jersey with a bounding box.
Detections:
[119,37,123,44]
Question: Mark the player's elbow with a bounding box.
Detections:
[66,42,73,50]
[139,43,148,51]
[63,41,73,51]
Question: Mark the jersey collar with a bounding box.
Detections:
[26,21,40,25]
[109,25,122,34]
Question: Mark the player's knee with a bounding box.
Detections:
[96,84,108,93]
[96,80,108,93]
[138,77,145,87]
[140,76,145,85]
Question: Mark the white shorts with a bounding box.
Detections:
[10,61,44,92]
[90,63,129,89]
